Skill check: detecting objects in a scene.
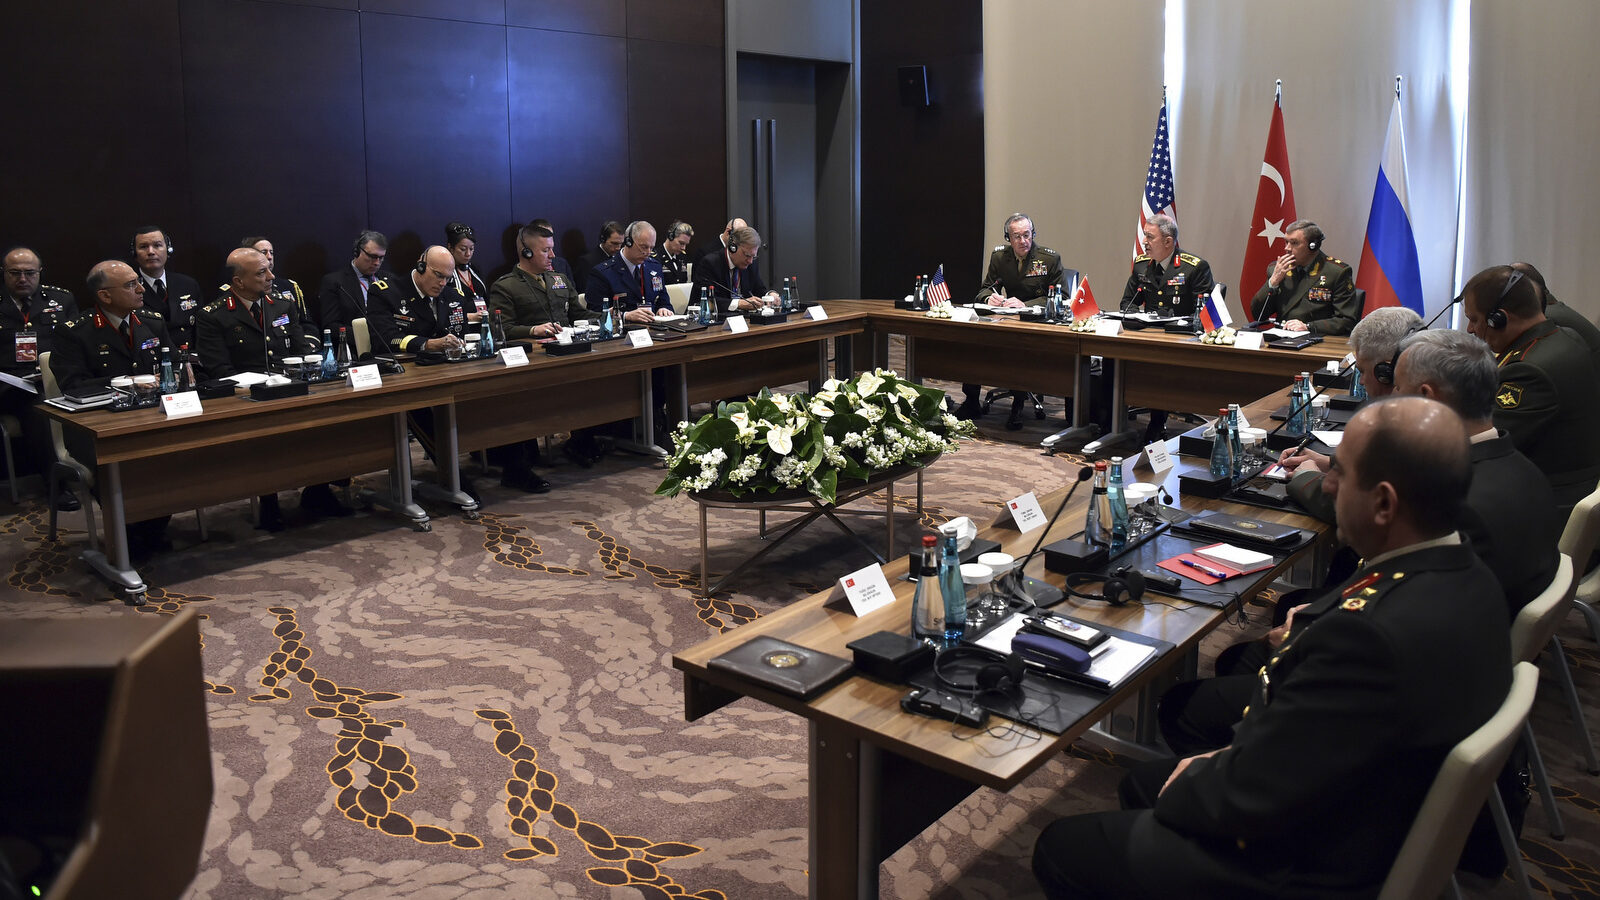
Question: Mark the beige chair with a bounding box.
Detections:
[1509,554,1587,847]
[0,412,19,503]
[1559,480,1600,668]
[666,282,693,314]
[352,316,372,357]
[1378,661,1540,900]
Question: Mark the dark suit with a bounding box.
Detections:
[489,268,586,339]
[366,273,469,354]
[50,307,171,394]
[1121,251,1215,317]
[194,289,314,379]
[140,271,204,349]
[692,249,768,306]
[586,254,673,315]
[974,245,1069,304]
[576,246,610,285]
[1494,319,1600,521]
[1248,251,1359,335]
[2,285,77,378]
[312,265,386,338]
[1036,542,1511,899]
[1544,296,1600,378]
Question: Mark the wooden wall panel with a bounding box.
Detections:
[507,0,624,37]
[626,39,728,250]
[626,0,723,46]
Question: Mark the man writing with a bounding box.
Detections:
[585,221,674,323]
[692,225,780,314]
[365,246,470,355]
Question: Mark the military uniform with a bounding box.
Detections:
[140,271,204,349]
[488,268,587,339]
[974,245,1069,304]
[1035,540,1511,899]
[193,288,314,380]
[1543,296,1600,378]
[655,248,691,284]
[1248,252,1359,335]
[1121,251,1215,317]
[2,285,77,379]
[49,306,171,394]
[365,272,469,354]
[586,254,673,315]
[1493,318,1600,521]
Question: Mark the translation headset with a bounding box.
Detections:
[1003,213,1036,242]
[1485,269,1526,330]
[1063,567,1146,607]
[1373,323,1427,385]
[415,253,428,274]
[933,645,1025,695]
[519,225,553,260]
[621,221,642,249]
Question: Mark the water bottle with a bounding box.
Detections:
[937,528,967,646]
[178,344,195,392]
[913,274,926,310]
[1228,403,1246,477]
[337,326,354,372]
[1349,364,1367,402]
[159,347,176,394]
[1045,284,1060,321]
[910,535,944,646]
[789,275,801,305]
[600,298,615,339]
[782,277,794,312]
[1285,374,1308,437]
[698,285,713,325]
[1209,407,1233,478]
[480,311,498,358]
[1085,460,1109,546]
[320,328,337,381]
[1107,456,1130,553]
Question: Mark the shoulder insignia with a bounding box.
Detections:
[1341,571,1382,598]
[42,284,72,295]
[1038,247,1059,256]
[1327,257,1346,267]
[1133,255,1152,264]
[217,282,230,292]
[1179,252,1201,265]
[141,309,164,320]
[372,278,388,290]
[1496,384,1524,409]
[1341,596,1368,611]
[993,245,1006,253]
[203,300,226,313]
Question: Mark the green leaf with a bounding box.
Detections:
[810,468,838,504]
[655,475,683,497]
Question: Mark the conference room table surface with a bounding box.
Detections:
[671,385,1332,899]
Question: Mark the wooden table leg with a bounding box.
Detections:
[810,719,874,899]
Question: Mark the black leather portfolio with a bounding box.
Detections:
[708,636,852,699]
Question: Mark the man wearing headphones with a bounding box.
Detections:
[655,221,694,284]
[1121,214,1216,439]
[132,226,204,349]
[585,221,673,322]
[313,230,390,339]
[1247,219,1359,335]
[490,224,587,339]
[577,221,625,283]
[365,246,469,355]
[1464,263,1600,525]
[692,225,780,314]
[700,217,747,263]
[1036,396,1510,899]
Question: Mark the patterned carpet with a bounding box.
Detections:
[4,374,1598,899]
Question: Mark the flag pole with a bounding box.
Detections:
[1275,79,1282,103]
[1395,75,1402,100]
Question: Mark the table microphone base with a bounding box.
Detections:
[1041,424,1100,452]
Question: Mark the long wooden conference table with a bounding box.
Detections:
[43,300,1345,604]
[671,386,1331,898]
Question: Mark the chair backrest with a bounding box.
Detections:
[38,351,73,464]
[1558,478,1600,563]
[1378,661,1540,900]
[1510,553,1575,663]
[685,262,693,284]
[666,281,692,314]
[351,317,372,357]
[1353,287,1367,314]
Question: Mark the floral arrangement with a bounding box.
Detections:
[656,368,977,504]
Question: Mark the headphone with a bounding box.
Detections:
[1063,567,1146,607]
[1373,323,1427,385]
[933,645,1025,695]
[621,221,643,249]
[1485,269,1525,330]
[519,233,534,259]
[353,230,385,260]
[1002,213,1036,242]
[519,225,553,260]
[130,228,174,258]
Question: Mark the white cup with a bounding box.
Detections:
[976,551,1016,574]
[960,563,994,586]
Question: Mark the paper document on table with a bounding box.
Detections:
[0,371,38,394]
[974,613,1029,654]
[1261,327,1301,339]
[1083,637,1157,686]
[653,314,687,323]
[1311,430,1343,447]
[226,372,271,386]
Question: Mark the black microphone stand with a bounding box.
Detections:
[1001,466,1095,609]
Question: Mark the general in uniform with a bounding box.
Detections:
[366,266,470,354]
[1491,318,1600,517]
[489,269,586,338]
[1249,245,1359,335]
[1122,251,1214,317]
[194,288,314,379]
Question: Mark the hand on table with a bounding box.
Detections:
[624,307,656,325]
[1282,319,1309,332]
[1277,448,1329,474]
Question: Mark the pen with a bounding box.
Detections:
[1180,558,1229,579]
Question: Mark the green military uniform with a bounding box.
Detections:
[488,267,588,339]
[1120,250,1215,317]
[1493,318,1600,521]
[973,244,1068,304]
[1248,251,1359,335]
[1543,296,1600,377]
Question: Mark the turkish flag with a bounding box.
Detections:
[1071,276,1100,320]
[1238,96,1297,303]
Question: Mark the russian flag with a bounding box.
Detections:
[1199,284,1232,332]
[1355,91,1424,316]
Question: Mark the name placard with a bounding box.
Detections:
[1006,491,1047,533]
[627,329,654,348]
[346,364,382,390]
[724,316,749,334]
[1232,331,1265,351]
[949,307,976,323]
[1144,440,1174,480]
[835,563,896,617]
[1093,318,1123,337]
[499,346,530,367]
[161,391,203,419]
[805,306,828,321]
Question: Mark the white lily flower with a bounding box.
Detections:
[767,425,794,455]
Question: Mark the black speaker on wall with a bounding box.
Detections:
[898,65,930,107]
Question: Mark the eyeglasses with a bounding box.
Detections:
[119,279,141,291]
[5,269,40,278]
[360,250,386,262]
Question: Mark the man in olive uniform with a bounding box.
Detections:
[132,226,204,349]
[960,213,1076,425]
[490,224,587,339]
[1512,261,1600,376]
[1034,396,1511,899]
[365,246,469,355]
[1248,219,1359,335]
[2,247,80,508]
[51,261,175,559]
[1120,214,1215,438]
[1464,264,1600,526]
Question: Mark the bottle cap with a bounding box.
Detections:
[1094,460,1108,470]
[921,534,937,547]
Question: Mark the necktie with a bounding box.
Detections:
[638,265,647,298]
[732,268,740,298]
[359,275,370,306]
[118,319,132,350]
[252,301,264,328]
[150,278,166,308]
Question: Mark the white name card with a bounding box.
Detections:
[949,307,976,323]
[1093,318,1123,337]
[346,364,382,390]
[805,305,829,321]
[1232,331,1265,351]
[724,315,749,334]
[499,346,530,367]
[627,329,654,348]
[161,391,203,419]
[1006,491,1047,533]
[836,563,896,617]
[1144,440,1174,480]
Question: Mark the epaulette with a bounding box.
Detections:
[1133,255,1152,264]
[1038,247,1059,256]
[993,245,1006,252]
[1178,252,1202,265]
[41,284,73,296]
[62,317,84,329]
[371,278,389,290]
[1327,257,1347,267]
[141,308,165,320]
[1336,568,1405,612]
[217,282,229,292]
[202,299,227,313]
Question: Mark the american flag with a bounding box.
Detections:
[926,264,950,304]
[1134,99,1176,259]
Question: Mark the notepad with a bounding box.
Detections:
[1194,543,1273,571]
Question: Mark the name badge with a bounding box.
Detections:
[499,346,530,367]
[724,315,749,334]
[805,306,828,321]
[161,391,203,419]
[1093,318,1123,336]
[474,298,489,315]
[13,331,36,363]
[833,563,896,617]
[1006,491,1047,533]
[1232,331,1265,351]
[627,329,654,348]
[346,364,382,390]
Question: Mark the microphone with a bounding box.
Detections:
[1006,466,1095,608]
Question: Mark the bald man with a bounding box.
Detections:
[365,246,470,355]
[195,247,314,380]
[1037,396,1510,899]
